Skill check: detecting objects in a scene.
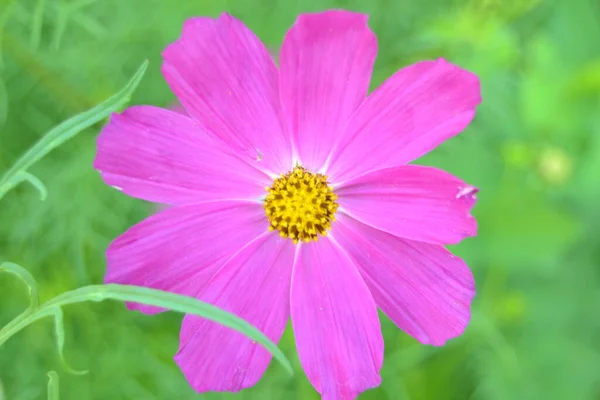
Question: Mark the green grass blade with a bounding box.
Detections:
[0,261,40,309]
[0,60,148,201]
[45,284,293,375]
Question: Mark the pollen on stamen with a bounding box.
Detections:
[264,165,339,244]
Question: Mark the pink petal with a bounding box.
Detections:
[327,59,481,182]
[279,10,377,172]
[104,200,267,314]
[291,239,383,398]
[162,14,291,174]
[333,215,475,346]
[175,232,294,392]
[94,106,270,205]
[336,165,478,245]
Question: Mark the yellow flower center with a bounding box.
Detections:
[264,166,339,244]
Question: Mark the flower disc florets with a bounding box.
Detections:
[264,166,338,243]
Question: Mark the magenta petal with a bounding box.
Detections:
[333,215,475,346]
[175,233,294,392]
[94,106,270,205]
[336,165,478,245]
[291,239,383,398]
[279,10,377,172]
[328,59,481,182]
[162,14,291,174]
[104,200,266,314]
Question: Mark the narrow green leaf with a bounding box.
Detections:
[0,60,148,201]
[0,283,293,376]
[51,307,88,375]
[44,284,293,375]
[20,171,48,200]
[50,3,68,51]
[0,262,39,309]
[0,306,55,348]
[47,371,59,400]
[30,0,47,51]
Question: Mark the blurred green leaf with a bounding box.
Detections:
[30,0,47,51]
[570,123,600,208]
[566,58,600,96]
[479,183,581,269]
[0,0,16,68]
[0,59,148,201]
[0,78,7,128]
[519,36,567,135]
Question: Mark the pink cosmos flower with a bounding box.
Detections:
[94,10,481,399]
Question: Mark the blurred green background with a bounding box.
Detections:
[1,0,599,398]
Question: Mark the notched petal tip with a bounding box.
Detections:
[440,58,483,103]
[296,9,370,24]
[292,9,374,43]
[428,57,483,108]
[427,306,474,347]
[161,15,226,62]
[280,8,377,172]
[160,10,291,174]
[428,258,476,346]
[326,57,483,182]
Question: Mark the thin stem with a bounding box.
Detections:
[0,307,54,347]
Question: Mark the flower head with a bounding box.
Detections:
[94,10,481,399]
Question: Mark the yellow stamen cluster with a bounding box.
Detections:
[264,166,339,244]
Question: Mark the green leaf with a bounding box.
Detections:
[0,283,293,376]
[47,371,59,400]
[0,261,39,309]
[51,307,88,375]
[566,58,600,96]
[16,171,48,200]
[45,284,293,375]
[0,59,148,201]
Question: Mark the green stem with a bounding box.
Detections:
[0,307,54,348]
